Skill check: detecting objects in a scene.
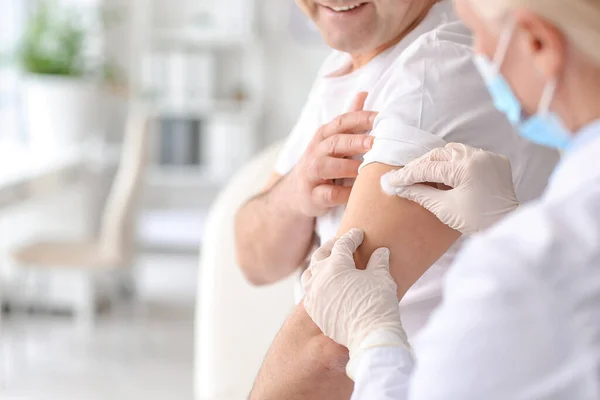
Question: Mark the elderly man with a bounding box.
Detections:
[235,0,559,398]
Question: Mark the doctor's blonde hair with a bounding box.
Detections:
[467,0,600,65]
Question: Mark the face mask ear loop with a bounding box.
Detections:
[538,79,558,116]
[492,19,517,74]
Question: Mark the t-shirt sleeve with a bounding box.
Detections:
[361,25,495,169]
[362,121,448,168]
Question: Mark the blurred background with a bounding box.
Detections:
[0,0,329,398]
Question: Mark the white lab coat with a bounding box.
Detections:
[352,120,600,400]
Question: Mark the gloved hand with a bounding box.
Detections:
[381,143,519,235]
[302,229,410,380]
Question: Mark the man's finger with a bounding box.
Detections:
[320,133,374,157]
[311,157,362,181]
[349,92,368,112]
[312,184,353,208]
[382,162,455,192]
[331,229,364,262]
[319,111,378,139]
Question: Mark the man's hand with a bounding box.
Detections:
[249,302,354,400]
[282,93,377,217]
[234,93,376,285]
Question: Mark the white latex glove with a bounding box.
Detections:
[302,229,410,380]
[381,143,519,235]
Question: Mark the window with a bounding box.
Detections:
[0,0,28,143]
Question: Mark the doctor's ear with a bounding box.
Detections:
[514,9,567,80]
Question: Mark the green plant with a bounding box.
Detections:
[14,1,126,86]
[19,1,86,76]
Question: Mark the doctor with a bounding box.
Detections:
[302,0,600,398]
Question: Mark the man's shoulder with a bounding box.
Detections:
[428,20,473,48]
[370,21,475,98]
[374,20,477,103]
[398,20,473,66]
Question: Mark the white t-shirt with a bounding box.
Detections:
[275,0,559,338]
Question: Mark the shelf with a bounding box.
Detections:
[148,98,260,120]
[151,28,258,49]
[146,165,222,188]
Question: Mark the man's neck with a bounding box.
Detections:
[572,106,600,135]
[563,65,600,134]
[348,1,436,72]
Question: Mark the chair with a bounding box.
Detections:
[195,141,298,400]
[7,107,151,324]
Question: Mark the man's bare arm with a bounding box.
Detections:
[235,173,316,285]
[338,162,461,298]
[249,162,461,400]
[234,105,376,286]
[249,302,353,400]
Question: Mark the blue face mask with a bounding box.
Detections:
[473,22,572,150]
